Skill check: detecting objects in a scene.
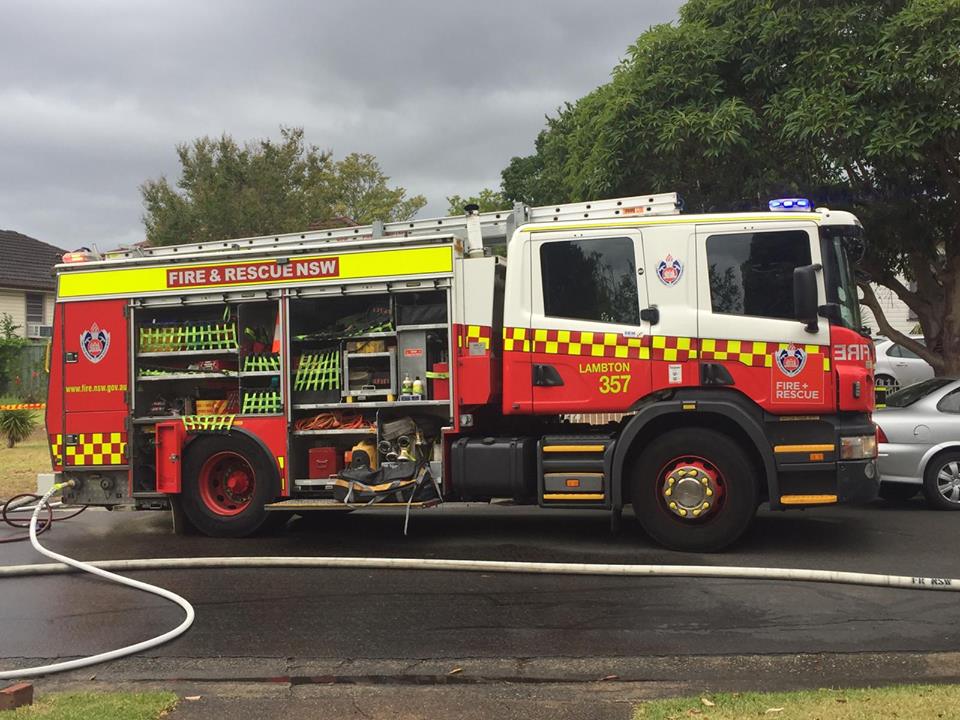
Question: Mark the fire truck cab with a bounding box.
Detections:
[45,193,878,551]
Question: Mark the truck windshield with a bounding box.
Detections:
[820,225,863,332]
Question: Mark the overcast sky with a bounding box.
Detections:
[0,0,683,250]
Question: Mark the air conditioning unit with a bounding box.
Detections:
[26,323,52,339]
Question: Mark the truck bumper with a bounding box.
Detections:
[837,458,880,504]
[773,458,879,509]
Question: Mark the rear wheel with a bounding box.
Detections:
[630,428,759,552]
[922,451,960,511]
[181,433,279,537]
[878,481,920,502]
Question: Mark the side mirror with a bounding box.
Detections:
[793,263,821,333]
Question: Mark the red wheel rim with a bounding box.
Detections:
[656,455,726,522]
[197,451,256,516]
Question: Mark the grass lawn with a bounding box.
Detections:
[635,684,960,718]
[12,692,177,719]
[0,415,51,500]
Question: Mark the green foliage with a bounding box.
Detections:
[446,188,511,215]
[12,691,178,719]
[0,408,37,448]
[502,0,960,372]
[0,313,28,396]
[141,127,426,246]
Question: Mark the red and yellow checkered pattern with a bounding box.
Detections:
[503,328,828,368]
[503,327,696,361]
[50,432,127,467]
[457,324,492,350]
[699,339,830,370]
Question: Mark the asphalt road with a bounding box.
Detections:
[2,498,958,666]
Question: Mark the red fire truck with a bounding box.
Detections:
[46,192,878,551]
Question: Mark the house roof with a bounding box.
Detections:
[0,230,63,292]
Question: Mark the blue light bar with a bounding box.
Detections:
[769,197,812,212]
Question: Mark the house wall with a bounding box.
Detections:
[861,282,916,337]
[0,287,56,338]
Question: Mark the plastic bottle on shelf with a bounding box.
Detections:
[402,374,413,394]
[412,376,423,396]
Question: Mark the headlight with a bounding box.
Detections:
[840,434,878,460]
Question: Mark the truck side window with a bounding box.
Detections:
[707,230,811,321]
[540,237,640,325]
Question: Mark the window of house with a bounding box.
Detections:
[25,293,44,324]
[540,237,640,325]
[707,230,811,320]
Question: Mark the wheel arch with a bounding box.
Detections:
[919,442,960,479]
[613,395,776,507]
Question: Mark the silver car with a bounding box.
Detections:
[876,377,960,509]
[873,336,934,392]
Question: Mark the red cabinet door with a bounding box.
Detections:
[62,299,129,414]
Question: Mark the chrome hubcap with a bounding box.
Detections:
[663,464,718,519]
[936,462,960,504]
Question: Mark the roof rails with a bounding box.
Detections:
[105,192,681,262]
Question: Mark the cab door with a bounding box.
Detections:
[529,229,653,414]
[695,222,833,414]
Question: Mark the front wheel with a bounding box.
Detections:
[922,452,960,511]
[630,428,759,552]
[181,433,280,537]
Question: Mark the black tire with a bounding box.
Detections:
[180,433,280,537]
[630,428,759,552]
[878,481,920,502]
[922,451,960,511]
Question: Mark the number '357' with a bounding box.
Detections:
[599,375,631,394]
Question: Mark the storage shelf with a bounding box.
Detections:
[132,415,182,425]
[137,372,236,382]
[395,323,448,331]
[293,400,450,410]
[137,349,238,358]
[292,428,375,436]
[293,331,395,342]
[239,371,281,377]
[345,351,393,359]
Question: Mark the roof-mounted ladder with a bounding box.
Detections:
[104,192,681,262]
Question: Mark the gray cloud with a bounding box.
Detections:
[0,0,683,250]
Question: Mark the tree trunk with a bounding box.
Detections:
[940,245,960,377]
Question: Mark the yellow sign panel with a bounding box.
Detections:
[58,245,454,299]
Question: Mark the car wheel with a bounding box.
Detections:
[922,451,960,511]
[875,374,899,393]
[878,481,920,502]
[630,428,759,552]
[181,433,280,536]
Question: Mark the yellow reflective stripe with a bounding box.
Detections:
[58,246,454,299]
[542,445,606,453]
[543,493,606,501]
[774,444,835,453]
[780,494,838,505]
[526,214,821,233]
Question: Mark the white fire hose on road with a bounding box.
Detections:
[1,480,958,680]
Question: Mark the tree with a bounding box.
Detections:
[501,0,960,374]
[446,189,510,215]
[141,127,426,246]
[0,313,26,397]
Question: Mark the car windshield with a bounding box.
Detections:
[884,377,956,407]
[820,225,864,332]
